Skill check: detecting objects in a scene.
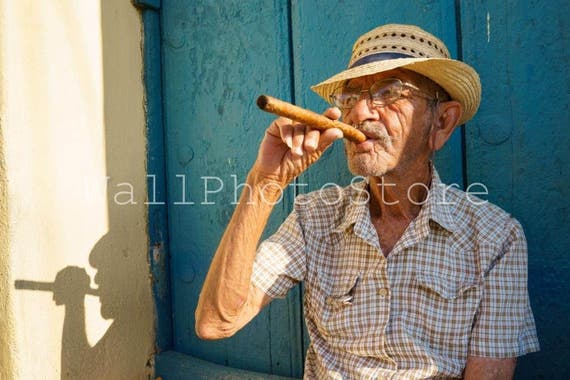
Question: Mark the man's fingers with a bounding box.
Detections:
[323,107,342,121]
[274,118,293,149]
[303,127,320,153]
[317,128,344,151]
[267,110,343,156]
[314,107,343,151]
[291,124,305,156]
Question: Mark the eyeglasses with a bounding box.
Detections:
[329,78,438,111]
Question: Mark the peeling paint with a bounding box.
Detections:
[487,11,491,43]
[153,243,162,264]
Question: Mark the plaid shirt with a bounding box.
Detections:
[252,168,540,379]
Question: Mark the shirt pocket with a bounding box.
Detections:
[308,270,361,338]
[407,272,482,350]
[416,272,479,300]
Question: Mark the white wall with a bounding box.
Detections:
[0,1,154,378]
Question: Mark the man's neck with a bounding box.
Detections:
[368,161,432,222]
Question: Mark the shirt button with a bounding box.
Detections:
[377,288,389,298]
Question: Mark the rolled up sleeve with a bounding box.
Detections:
[251,210,306,299]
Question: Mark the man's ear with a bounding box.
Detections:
[429,100,463,151]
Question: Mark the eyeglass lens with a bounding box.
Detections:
[330,79,407,110]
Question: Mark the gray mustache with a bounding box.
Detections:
[353,121,392,143]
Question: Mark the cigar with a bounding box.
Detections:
[15,279,99,296]
[256,95,367,143]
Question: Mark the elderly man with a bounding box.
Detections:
[195,24,539,379]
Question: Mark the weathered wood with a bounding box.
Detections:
[290,0,462,366]
[461,1,570,378]
[161,0,302,376]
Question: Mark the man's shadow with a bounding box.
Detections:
[15,230,152,379]
[50,1,154,378]
[66,232,151,379]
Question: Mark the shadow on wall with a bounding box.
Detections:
[14,1,152,379]
[15,233,149,379]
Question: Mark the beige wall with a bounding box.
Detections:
[0,1,154,379]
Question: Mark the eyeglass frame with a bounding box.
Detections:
[328,77,441,112]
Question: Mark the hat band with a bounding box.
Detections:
[349,52,413,68]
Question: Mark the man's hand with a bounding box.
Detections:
[464,356,516,380]
[195,109,343,340]
[251,108,343,189]
[52,266,91,306]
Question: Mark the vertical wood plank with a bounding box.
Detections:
[138,4,173,352]
[161,0,302,376]
[291,0,462,194]
[461,1,570,377]
[290,0,462,359]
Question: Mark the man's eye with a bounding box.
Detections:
[374,87,398,100]
[342,94,360,107]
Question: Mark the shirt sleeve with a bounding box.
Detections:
[250,209,306,299]
[468,218,540,357]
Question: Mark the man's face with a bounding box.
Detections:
[341,69,437,177]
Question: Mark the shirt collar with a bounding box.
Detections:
[416,166,457,236]
[331,165,457,238]
[331,180,369,232]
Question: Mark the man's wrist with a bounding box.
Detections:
[246,171,286,205]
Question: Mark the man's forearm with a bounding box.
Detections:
[195,171,280,338]
[464,357,516,380]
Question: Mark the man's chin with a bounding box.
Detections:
[345,146,391,177]
[347,161,388,178]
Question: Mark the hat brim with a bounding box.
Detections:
[311,57,481,125]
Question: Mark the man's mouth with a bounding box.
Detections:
[353,122,389,141]
[362,131,383,140]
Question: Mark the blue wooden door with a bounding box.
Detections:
[154,0,569,378]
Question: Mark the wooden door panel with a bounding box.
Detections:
[460,1,569,378]
[292,0,463,194]
[161,0,302,376]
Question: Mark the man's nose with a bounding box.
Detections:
[346,97,379,125]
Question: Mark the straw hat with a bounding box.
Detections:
[311,24,481,125]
